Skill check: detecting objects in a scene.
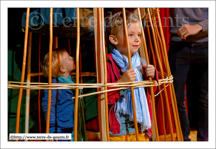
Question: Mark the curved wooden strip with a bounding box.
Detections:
[93,8,102,141]
[25,32,32,134]
[101,8,110,141]
[74,7,80,141]
[122,8,139,141]
[38,34,42,133]
[46,8,53,138]
[53,36,58,49]
[16,8,30,139]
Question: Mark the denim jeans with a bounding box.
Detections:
[168,42,208,141]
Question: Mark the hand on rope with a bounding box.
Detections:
[177,24,203,39]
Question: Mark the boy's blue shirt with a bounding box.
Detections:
[42,78,74,133]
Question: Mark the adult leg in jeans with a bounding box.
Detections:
[187,42,208,141]
[170,64,191,141]
[196,63,208,141]
[169,43,191,141]
[187,63,208,141]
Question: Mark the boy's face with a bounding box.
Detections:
[111,22,141,57]
[61,51,75,73]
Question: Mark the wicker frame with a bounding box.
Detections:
[8,8,183,141]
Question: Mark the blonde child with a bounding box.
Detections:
[41,48,87,141]
[106,11,158,141]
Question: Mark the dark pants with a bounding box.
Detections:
[59,128,73,141]
[168,42,208,141]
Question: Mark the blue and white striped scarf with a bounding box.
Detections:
[111,48,151,132]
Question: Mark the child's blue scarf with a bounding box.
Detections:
[58,75,82,95]
[111,48,151,132]
[58,75,74,86]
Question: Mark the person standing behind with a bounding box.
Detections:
[168,8,208,141]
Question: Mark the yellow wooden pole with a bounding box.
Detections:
[16,8,30,138]
[93,8,102,140]
[101,8,110,141]
[38,34,42,133]
[45,8,53,138]
[122,8,139,141]
[74,7,80,141]
[25,32,32,135]
[53,36,58,49]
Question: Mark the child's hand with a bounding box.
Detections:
[142,64,155,78]
[118,68,136,83]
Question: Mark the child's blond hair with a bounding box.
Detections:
[41,49,67,78]
[106,11,141,37]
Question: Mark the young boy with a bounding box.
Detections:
[106,11,158,141]
[41,49,87,141]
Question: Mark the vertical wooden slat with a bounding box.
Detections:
[147,8,174,141]
[98,8,108,141]
[38,34,42,133]
[139,42,146,60]
[74,8,80,141]
[79,47,83,84]
[101,8,110,141]
[93,8,104,141]
[25,32,32,135]
[16,8,30,137]
[154,26,168,71]
[46,8,53,136]
[93,8,109,141]
[137,8,159,141]
[93,8,101,140]
[138,9,146,60]
[53,36,58,49]
[122,8,139,141]
[79,45,85,130]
